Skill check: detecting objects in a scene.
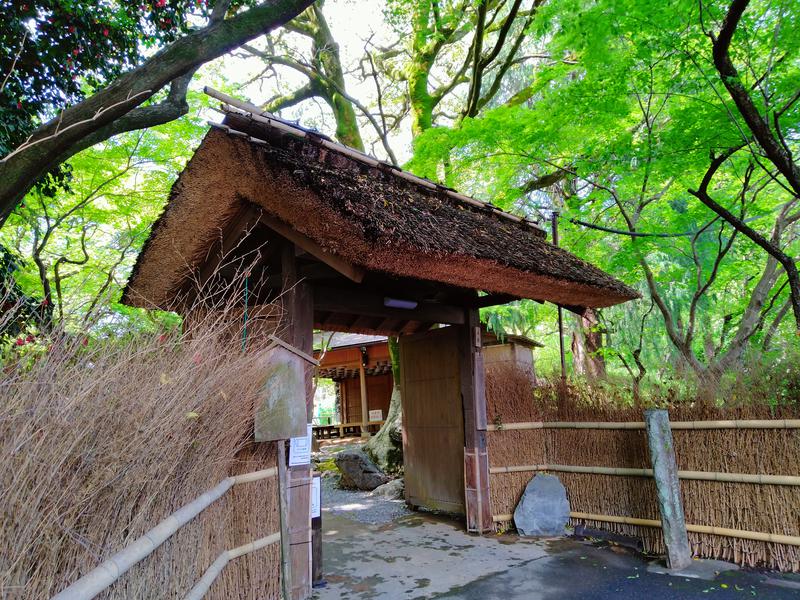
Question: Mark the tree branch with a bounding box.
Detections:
[0,0,315,223]
[712,0,800,196]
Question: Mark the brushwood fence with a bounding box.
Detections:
[51,443,282,600]
[485,364,800,572]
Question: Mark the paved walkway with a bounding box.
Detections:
[313,484,799,599]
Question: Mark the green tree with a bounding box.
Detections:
[409,0,800,381]
[0,96,207,330]
[0,0,315,223]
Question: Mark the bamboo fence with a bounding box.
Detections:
[484,364,800,571]
[52,467,280,600]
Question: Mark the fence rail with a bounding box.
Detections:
[488,464,800,486]
[183,532,281,600]
[490,512,800,546]
[487,419,800,431]
[51,467,278,600]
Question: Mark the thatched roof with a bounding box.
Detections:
[313,332,387,351]
[123,93,638,311]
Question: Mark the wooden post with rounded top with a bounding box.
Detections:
[359,359,370,437]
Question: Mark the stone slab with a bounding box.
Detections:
[513,474,569,537]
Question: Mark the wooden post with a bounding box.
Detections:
[311,472,323,587]
[359,362,370,437]
[644,409,692,569]
[459,308,493,533]
[281,242,314,600]
[552,212,567,383]
[277,440,292,600]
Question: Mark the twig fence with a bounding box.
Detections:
[51,467,281,600]
[488,419,800,549]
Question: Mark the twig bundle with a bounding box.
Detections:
[0,301,283,598]
[485,364,800,571]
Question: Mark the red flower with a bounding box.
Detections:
[156,0,167,7]
[82,338,89,347]
[158,333,168,343]
[25,335,35,343]
[15,338,24,346]
[68,25,75,33]
[17,101,22,110]
[103,28,109,36]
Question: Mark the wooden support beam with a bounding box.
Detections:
[359,361,370,438]
[471,293,518,308]
[277,440,292,600]
[314,285,465,325]
[262,214,365,283]
[281,242,314,600]
[557,303,588,317]
[196,205,263,286]
[459,308,493,534]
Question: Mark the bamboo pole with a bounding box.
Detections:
[486,419,800,431]
[488,464,800,485]
[183,532,281,600]
[51,468,277,600]
[491,512,800,546]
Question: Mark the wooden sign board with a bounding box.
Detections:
[255,346,308,441]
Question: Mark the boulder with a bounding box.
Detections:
[334,448,390,491]
[513,474,570,537]
[370,478,404,500]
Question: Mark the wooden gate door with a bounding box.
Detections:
[399,327,465,514]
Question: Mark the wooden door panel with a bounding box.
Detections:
[400,327,465,515]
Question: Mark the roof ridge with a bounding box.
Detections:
[203,87,546,236]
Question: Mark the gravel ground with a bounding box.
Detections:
[313,439,410,525]
[319,475,410,525]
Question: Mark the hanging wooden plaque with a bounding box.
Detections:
[255,346,308,440]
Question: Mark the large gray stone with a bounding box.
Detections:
[335,448,390,491]
[513,474,570,537]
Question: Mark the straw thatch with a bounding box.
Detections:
[486,364,800,571]
[123,110,638,311]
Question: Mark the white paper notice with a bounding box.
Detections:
[311,476,321,519]
[368,409,383,421]
[289,424,312,466]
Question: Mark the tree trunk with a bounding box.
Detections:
[364,337,403,472]
[571,308,606,379]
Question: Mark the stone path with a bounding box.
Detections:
[313,485,800,599]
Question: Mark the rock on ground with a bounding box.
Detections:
[335,448,390,490]
[513,474,570,537]
[370,478,404,500]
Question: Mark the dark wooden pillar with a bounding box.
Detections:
[281,242,314,600]
[459,308,493,533]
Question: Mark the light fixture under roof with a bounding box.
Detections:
[384,297,418,310]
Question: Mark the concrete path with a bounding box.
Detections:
[313,486,799,599]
